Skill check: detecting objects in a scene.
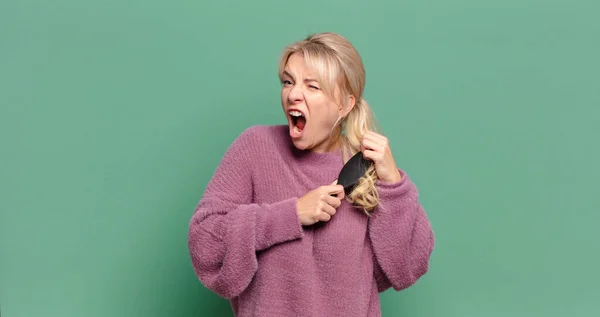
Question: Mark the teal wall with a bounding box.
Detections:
[1,0,599,316]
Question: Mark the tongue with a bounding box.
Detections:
[297,117,306,130]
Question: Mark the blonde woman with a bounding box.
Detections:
[188,32,435,317]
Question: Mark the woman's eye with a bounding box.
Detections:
[282,80,293,86]
[309,85,320,90]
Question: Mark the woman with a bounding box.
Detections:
[188,32,435,317]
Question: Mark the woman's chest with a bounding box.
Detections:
[310,202,369,251]
[251,157,345,202]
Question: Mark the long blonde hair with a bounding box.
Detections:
[278,32,381,215]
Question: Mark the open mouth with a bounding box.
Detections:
[289,110,306,138]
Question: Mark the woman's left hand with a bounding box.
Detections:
[361,131,402,184]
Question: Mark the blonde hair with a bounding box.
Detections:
[278,32,381,215]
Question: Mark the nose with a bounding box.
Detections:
[287,85,304,104]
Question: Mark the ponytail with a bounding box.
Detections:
[340,98,380,215]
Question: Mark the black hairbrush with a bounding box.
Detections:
[336,151,373,195]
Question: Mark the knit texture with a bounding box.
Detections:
[188,125,435,317]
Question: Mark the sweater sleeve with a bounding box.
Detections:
[187,127,305,299]
[368,169,435,292]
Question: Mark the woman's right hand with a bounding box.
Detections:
[296,182,345,226]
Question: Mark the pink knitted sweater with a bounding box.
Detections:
[188,125,435,317]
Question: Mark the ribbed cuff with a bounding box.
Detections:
[254,197,304,251]
[375,170,418,211]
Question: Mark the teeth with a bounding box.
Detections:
[289,110,303,117]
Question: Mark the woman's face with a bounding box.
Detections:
[281,53,349,153]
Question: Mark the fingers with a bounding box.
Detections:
[362,132,387,162]
[322,203,337,216]
[323,184,344,196]
[315,186,343,223]
[312,182,347,223]
[313,202,335,223]
[333,187,345,199]
[329,186,345,200]
[362,138,384,153]
[318,211,332,222]
[324,194,342,208]
[362,131,389,156]
[363,149,383,161]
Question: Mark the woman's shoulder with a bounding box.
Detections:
[229,124,289,153]
[235,124,289,145]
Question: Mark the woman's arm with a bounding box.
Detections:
[368,171,435,292]
[188,127,304,299]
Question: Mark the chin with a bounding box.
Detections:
[291,139,310,151]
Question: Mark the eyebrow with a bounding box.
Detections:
[282,70,319,83]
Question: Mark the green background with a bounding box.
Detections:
[1,0,599,316]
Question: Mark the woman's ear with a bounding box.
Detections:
[342,95,356,116]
